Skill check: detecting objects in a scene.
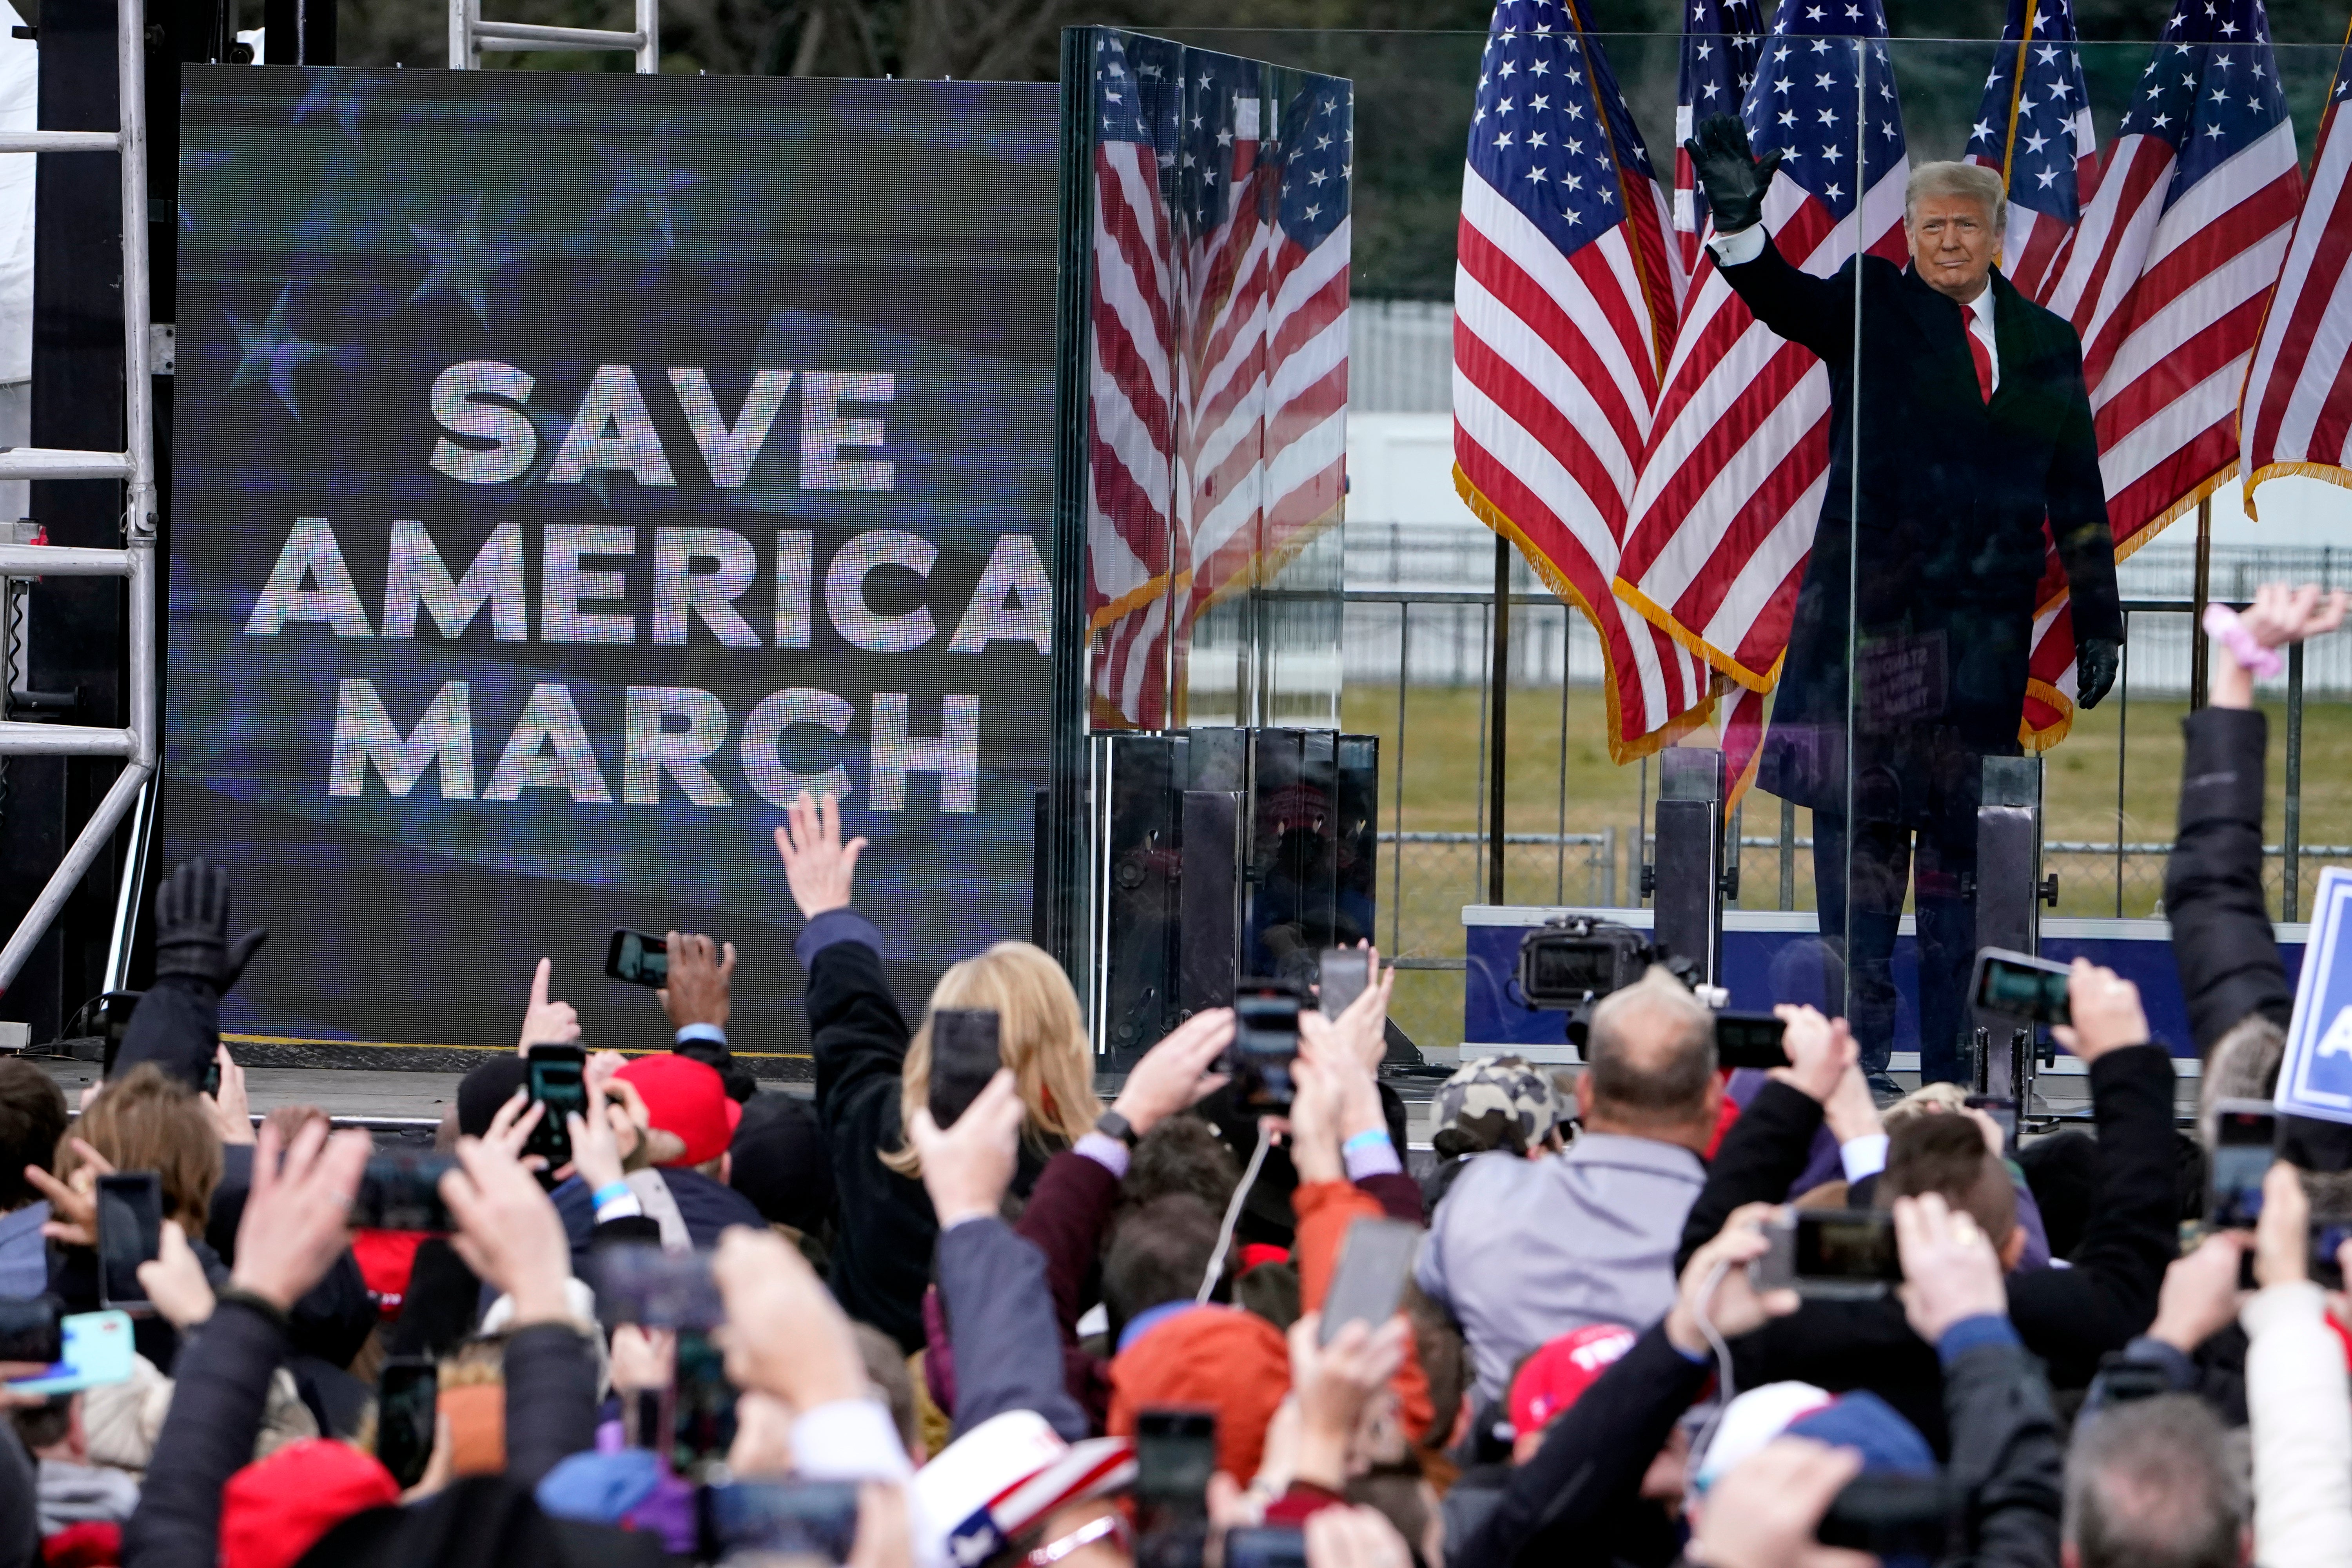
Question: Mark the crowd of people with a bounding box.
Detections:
[0,583,2340,1568]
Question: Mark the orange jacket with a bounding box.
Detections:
[1290,1180,1435,1442]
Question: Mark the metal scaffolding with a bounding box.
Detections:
[0,0,157,997]
[449,0,659,73]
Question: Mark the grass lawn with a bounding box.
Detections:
[1339,682,2352,1050]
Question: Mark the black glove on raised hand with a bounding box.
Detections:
[2077,637,2122,710]
[152,858,267,993]
[1683,113,1782,237]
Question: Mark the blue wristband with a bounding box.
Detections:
[1341,1129,1390,1155]
[592,1181,632,1210]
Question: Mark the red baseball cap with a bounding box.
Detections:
[617,1054,742,1167]
[1509,1323,1638,1437]
[220,1438,400,1568]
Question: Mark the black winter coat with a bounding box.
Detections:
[1671,1049,2177,1447]
[1720,240,2122,822]
[809,937,938,1352]
[2164,706,2294,1053]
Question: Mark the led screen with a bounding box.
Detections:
[167,66,1060,1069]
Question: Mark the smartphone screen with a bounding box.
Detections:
[593,1243,724,1330]
[701,1480,863,1564]
[1317,949,1370,1020]
[1319,1218,1418,1345]
[927,1010,1002,1130]
[1795,1210,1903,1283]
[672,1330,738,1479]
[2209,1100,2278,1229]
[5,1311,135,1398]
[525,1045,586,1167]
[1714,1012,1789,1070]
[1230,988,1302,1110]
[605,929,670,988]
[376,1357,439,1490]
[95,1173,162,1312]
[354,1155,457,1232]
[1134,1407,1218,1508]
[1972,949,2072,1025]
[0,1298,62,1364]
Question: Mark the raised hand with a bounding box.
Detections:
[1111,1009,1234,1136]
[774,791,868,920]
[1770,1005,1856,1103]
[660,931,736,1034]
[2051,960,2147,1064]
[152,858,268,994]
[516,957,580,1055]
[204,1045,256,1148]
[228,1119,372,1313]
[1682,113,1782,236]
[439,1134,575,1327]
[1688,1438,1875,1568]
[710,1226,870,1414]
[1893,1192,2007,1345]
[1666,1201,1800,1356]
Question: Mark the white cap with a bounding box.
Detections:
[909,1410,1137,1568]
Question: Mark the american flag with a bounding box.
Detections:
[2238,22,2352,517]
[1963,0,2098,303]
[2031,0,2299,739]
[1612,0,1910,791]
[1673,0,1764,275]
[1081,35,1353,728]
[1450,0,1700,763]
[1083,33,1184,728]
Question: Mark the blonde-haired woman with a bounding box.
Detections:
[777,790,1228,1352]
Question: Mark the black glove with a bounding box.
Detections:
[1682,113,1782,238]
[152,858,267,993]
[2077,637,2121,710]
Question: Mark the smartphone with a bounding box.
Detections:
[672,1329,738,1481]
[1320,1218,1419,1345]
[928,1010,1002,1131]
[1818,1472,1954,1557]
[201,1059,221,1099]
[1966,1094,2020,1155]
[1714,1012,1789,1070]
[1755,1209,1904,1299]
[2208,1099,2278,1230]
[594,1243,724,1331]
[1226,986,1303,1111]
[1971,948,2072,1026]
[2093,1351,2174,1406]
[699,1479,863,1564]
[5,1311,134,1397]
[1225,1529,1309,1568]
[1134,1406,1218,1508]
[95,1172,162,1314]
[524,1044,586,1169]
[375,1357,439,1490]
[0,1298,63,1365]
[352,1154,457,1232]
[606,928,669,988]
[1317,948,1370,1020]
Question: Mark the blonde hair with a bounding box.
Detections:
[882,942,1102,1176]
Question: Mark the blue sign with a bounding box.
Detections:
[2279,867,2352,1122]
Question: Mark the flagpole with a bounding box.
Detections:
[2189,494,2212,710]
[1490,532,1511,905]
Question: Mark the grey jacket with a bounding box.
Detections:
[1416,1133,1707,1405]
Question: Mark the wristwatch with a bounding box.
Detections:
[1095,1109,1140,1148]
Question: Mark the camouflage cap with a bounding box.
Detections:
[1433,1054,1565,1156]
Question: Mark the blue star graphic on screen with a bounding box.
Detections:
[2117,0,2286,206]
[1466,0,1670,259]
[292,75,365,148]
[594,120,701,247]
[1739,0,1900,222]
[225,285,336,419]
[1971,0,2094,226]
[408,196,521,327]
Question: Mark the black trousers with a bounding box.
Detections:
[1813,807,1976,1085]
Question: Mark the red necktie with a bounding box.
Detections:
[1966,314,1993,403]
